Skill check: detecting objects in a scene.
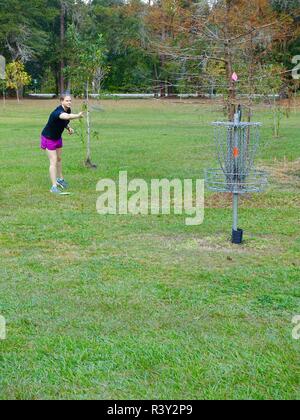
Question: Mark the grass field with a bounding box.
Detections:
[0,98,299,400]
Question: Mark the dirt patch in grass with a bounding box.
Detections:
[205,192,277,209]
[206,193,233,208]
[262,159,300,190]
[197,235,250,254]
[137,233,283,256]
[206,192,300,209]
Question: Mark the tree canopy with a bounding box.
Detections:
[0,0,299,95]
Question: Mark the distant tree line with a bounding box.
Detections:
[0,0,299,97]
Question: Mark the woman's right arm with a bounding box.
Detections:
[59,112,84,121]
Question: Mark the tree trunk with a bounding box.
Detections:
[159,25,167,98]
[153,63,159,98]
[160,79,166,98]
[60,2,65,94]
[247,34,254,123]
[86,81,91,161]
[225,42,236,121]
[167,83,175,97]
[85,81,97,169]
[224,1,236,122]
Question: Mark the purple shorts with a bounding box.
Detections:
[41,135,63,151]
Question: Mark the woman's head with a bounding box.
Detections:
[60,94,72,110]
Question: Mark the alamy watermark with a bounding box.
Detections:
[292,315,300,340]
[292,56,300,80]
[96,171,204,226]
[0,55,5,80]
[0,316,6,340]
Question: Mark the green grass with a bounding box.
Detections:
[0,99,299,400]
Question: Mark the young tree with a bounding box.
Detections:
[65,24,109,168]
[255,63,289,138]
[6,61,31,102]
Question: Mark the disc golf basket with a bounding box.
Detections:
[205,110,268,244]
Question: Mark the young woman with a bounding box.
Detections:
[41,94,84,194]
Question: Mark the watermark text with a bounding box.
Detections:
[292,56,300,80]
[0,316,6,340]
[96,171,205,226]
[292,315,300,340]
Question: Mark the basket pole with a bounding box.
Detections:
[232,111,243,243]
[233,193,239,231]
[233,115,240,233]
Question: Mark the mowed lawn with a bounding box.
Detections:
[0,99,299,400]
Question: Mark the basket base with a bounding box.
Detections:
[232,229,243,244]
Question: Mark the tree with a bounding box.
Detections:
[88,0,155,93]
[1,0,299,98]
[0,0,61,96]
[58,0,77,93]
[65,24,109,168]
[6,61,31,102]
[205,0,292,120]
[0,0,53,62]
[255,63,289,138]
[144,0,194,97]
[270,0,300,13]
[145,0,297,120]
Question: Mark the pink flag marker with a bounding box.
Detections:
[232,72,238,82]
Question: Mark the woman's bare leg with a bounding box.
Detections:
[56,148,63,180]
[47,149,58,186]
